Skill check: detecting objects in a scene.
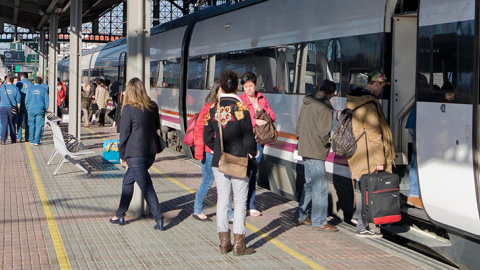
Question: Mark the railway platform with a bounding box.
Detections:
[0,123,454,270]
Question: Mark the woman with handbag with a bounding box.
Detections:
[238,72,276,217]
[109,77,164,231]
[0,75,21,144]
[81,83,94,128]
[204,70,257,255]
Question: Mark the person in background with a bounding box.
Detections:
[56,81,66,118]
[238,72,276,217]
[17,72,32,142]
[25,77,49,146]
[294,80,338,232]
[37,75,49,94]
[109,78,164,231]
[346,71,395,237]
[81,83,94,128]
[0,75,21,144]
[204,70,257,256]
[95,79,109,126]
[192,82,221,221]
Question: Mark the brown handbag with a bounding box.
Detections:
[216,103,249,178]
[254,109,278,145]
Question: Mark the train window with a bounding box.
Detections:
[251,48,277,93]
[349,70,370,92]
[285,43,318,94]
[428,34,458,102]
[327,39,342,95]
[160,58,181,88]
[188,56,207,89]
[214,52,247,82]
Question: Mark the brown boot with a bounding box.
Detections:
[218,231,233,254]
[233,233,256,256]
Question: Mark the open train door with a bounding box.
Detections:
[415,0,480,268]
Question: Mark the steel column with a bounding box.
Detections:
[68,0,82,138]
[48,13,58,115]
[38,30,46,79]
[126,0,151,218]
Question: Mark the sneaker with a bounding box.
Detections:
[34,143,40,146]
[356,227,382,238]
[29,142,35,146]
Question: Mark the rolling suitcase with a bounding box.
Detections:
[360,171,401,225]
[102,127,120,164]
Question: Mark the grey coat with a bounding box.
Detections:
[295,91,333,161]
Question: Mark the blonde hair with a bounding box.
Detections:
[123,77,154,111]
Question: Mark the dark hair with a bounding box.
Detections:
[319,79,336,94]
[105,79,111,86]
[21,72,28,79]
[7,75,13,83]
[218,70,238,94]
[35,76,43,85]
[240,72,256,85]
[205,81,221,104]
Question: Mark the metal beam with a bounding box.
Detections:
[36,0,60,30]
[13,0,20,25]
[0,16,36,30]
[48,13,58,115]
[82,0,102,16]
[69,0,82,138]
[0,0,46,15]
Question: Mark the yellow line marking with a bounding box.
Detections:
[25,143,72,270]
[149,166,325,270]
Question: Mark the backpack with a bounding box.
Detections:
[330,101,375,157]
[183,113,199,147]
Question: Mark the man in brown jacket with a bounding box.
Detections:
[346,71,395,237]
[294,80,338,232]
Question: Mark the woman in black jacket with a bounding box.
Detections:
[109,77,164,230]
[204,70,257,255]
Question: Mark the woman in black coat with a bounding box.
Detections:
[109,77,164,230]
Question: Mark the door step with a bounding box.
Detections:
[381,225,452,248]
[401,206,429,221]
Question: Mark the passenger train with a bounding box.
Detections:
[58,0,480,268]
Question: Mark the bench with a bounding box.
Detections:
[45,117,95,175]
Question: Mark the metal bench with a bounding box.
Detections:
[46,121,95,175]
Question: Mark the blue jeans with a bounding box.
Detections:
[116,156,163,221]
[295,158,328,227]
[354,191,367,231]
[247,143,263,210]
[16,108,28,140]
[1,107,17,142]
[193,152,214,215]
[408,129,419,197]
[28,111,45,144]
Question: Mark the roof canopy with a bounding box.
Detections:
[0,0,124,32]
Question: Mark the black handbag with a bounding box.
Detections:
[4,85,18,115]
[90,103,99,111]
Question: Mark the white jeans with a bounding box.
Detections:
[213,167,249,235]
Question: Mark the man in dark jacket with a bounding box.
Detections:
[294,79,338,232]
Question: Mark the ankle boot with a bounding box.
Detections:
[218,230,233,254]
[233,233,255,256]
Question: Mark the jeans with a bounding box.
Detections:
[408,129,419,197]
[295,158,328,227]
[0,107,17,142]
[353,191,367,231]
[16,108,28,140]
[193,152,214,215]
[28,111,45,144]
[213,167,249,235]
[115,156,163,222]
[247,143,263,210]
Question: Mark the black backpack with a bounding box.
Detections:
[330,101,376,157]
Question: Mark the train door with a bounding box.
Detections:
[118,52,126,93]
[390,13,418,165]
[416,0,480,236]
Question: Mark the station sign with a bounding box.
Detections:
[15,65,34,73]
[4,51,24,63]
[27,54,37,63]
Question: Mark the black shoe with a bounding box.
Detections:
[109,217,125,226]
[154,218,164,230]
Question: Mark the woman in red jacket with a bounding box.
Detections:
[192,82,221,221]
[56,81,66,118]
[238,72,276,217]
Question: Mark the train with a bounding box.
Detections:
[58,0,480,268]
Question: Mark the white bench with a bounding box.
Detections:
[46,121,95,175]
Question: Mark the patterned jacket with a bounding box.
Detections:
[203,94,257,168]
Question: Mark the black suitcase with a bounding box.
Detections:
[360,171,401,225]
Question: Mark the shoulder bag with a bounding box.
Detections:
[149,106,167,153]
[4,85,18,115]
[216,103,249,178]
[254,109,278,145]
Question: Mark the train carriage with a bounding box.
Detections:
[57,0,480,268]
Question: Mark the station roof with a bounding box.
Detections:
[0,0,123,32]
